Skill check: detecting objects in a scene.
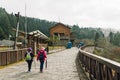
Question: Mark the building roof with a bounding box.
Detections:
[28,30,48,39]
[13,28,48,39]
[49,23,71,30]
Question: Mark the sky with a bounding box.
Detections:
[1,0,120,29]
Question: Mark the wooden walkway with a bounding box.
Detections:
[0,47,88,80]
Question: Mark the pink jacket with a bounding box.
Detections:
[37,49,47,61]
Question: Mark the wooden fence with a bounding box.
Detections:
[0,49,27,66]
[78,47,120,80]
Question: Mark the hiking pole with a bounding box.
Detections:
[45,59,47,69]
[33,57,36,69]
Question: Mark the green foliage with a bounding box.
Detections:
[71,25,104,41]
[0,7,56,40]
[0,8,11,39]
[95,38,107,48]
[94,28,105,47]
[93,48,102,55]
[0,7,114,49]
[109,31,120,46]
[93,41,120,63]
[0,27,5,39]
[80,39,94,45]
[48,35,60,46]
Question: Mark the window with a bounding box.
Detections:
[59,33,64,36]
[54,33,58,36]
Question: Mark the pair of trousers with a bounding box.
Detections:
[40,61,44,72]
[26,60,33,71]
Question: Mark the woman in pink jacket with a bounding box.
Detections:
[37,47,47,73]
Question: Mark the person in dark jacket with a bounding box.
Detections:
[45,46,49,54]
[25,47,34,72]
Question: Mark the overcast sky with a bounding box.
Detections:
[1,0,120,29]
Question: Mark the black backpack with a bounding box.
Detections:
[39,51,44,61]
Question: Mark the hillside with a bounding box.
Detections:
[0,7,105,42]
[0,7,56,40]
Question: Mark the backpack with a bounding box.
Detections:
[26,53,31,60]
[39,51,44,61]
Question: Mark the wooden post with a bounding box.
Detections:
[13,12,20,49]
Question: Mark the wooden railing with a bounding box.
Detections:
[78,47,120,80]
[0,48,27,66]
[60,36,70,39]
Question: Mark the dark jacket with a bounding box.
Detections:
[25,52,34,61]
[45,47,49,54]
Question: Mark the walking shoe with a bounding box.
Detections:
[27,70,30,72]
[40,69,43,73]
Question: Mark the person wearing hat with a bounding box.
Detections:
[25,47,34,72]
[37,47,47,73]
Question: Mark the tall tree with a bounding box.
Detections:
[0,8,10,39]
[94,32,100,47]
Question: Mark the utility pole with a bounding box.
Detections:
[13,12,20,49]
[24,4,27,48]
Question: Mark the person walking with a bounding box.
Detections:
[37,47,47,73]
[45,46,49,54]
[25,47,34,72]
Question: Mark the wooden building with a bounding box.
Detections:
[12,29,48,54]
[49,23,75,46]
[27,30,48,54]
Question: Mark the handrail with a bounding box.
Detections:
[0,47,65,66]
[78,46,120,80]
[0,48,27,66]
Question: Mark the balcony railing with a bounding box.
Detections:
[60,36,70,40]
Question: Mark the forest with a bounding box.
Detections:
[1,7,120,62]
[0,8,105,40]
[0,7,101,40]
[1,7,120,47]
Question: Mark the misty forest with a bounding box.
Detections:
[1,7,120,62]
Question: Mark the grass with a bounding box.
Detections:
[0,48,9,51]
[93,47,120,63]
[49,46,65,50]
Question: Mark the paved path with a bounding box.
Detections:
[0,47,80,80]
